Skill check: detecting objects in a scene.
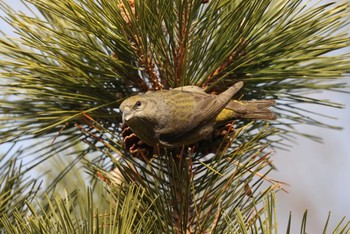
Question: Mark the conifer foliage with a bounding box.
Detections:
[0,0,349,233]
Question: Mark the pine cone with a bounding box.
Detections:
[121,123,154,160]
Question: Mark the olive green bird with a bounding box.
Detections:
[120,81,276,148]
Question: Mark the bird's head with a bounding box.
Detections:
[119,95,148,123]
[119,93,160,146]
[120,92,161,124]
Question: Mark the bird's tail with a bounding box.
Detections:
[216,100,276,122]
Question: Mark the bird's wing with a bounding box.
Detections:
[173,85,206,94]
[192,82,244,125]
[224,100,276,120]
[158,82,243,135]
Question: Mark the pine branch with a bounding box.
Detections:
[0,0,348,148]
[82,118,284,232]
[0,0,349,232]
[0,182,157,233]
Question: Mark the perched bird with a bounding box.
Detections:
[120,81,276,148]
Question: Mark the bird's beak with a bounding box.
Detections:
[122,112,125,123]
[121,107,131,123]
[122,111,127,123]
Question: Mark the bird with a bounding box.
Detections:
[119,81,276,148]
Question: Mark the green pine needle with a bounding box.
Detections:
[0,0,350,232]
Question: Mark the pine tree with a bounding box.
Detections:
[0,0,349,233]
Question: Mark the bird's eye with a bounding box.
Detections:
[135,101,142,107]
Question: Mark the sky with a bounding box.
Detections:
[272,85,350,231]
[0,0,349,232]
